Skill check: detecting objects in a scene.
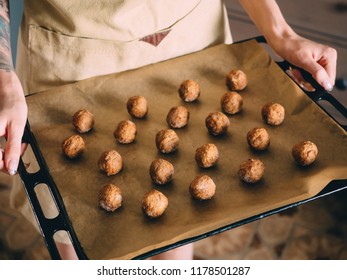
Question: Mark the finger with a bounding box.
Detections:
[318,48,337,86]
[301,58,333,92]
[4,123,24,176]
[313,67,333,92]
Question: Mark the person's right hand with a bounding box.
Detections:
[268,32,337,92]
[0,71,27,175]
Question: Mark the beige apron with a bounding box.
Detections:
[9,0,232,246]
[16,0,232,95]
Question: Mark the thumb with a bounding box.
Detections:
[301,59,333,92]
[5,124,24,176]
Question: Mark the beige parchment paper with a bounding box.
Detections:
[26,39,347,260]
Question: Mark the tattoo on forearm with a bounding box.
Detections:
[0,0,14,71]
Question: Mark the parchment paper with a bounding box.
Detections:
[26,39,347,260]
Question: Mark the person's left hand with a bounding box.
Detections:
[269,33,337,92]
[0,71,28,175]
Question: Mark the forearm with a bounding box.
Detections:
[0,0,13,72]
[238,0,296,44]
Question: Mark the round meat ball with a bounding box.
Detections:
[178,79,200,102]
[195,143,219,168]
[166,106,190,129]
[98,150,123,176]
[205,112,230,136]
[261,102,285,126]
[62,134,85,159]
[149,158,174,185]
[292,140,318,166]
[114,120,137,144]
[98,184,122,212]
[226,69,247,91]
[189,175,216,200]
[142,189,168,218]
[72,109,94,133]
[126,95,148,118]
[247,127,270,151]
[238,158,265,183]
[155,129,179,153]
[220,91,243,115]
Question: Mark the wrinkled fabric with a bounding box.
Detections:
[16,0,231,95]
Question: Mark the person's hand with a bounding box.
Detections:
[0,71,27,175]
[268,33,337,91]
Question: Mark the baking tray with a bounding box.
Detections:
[18,36,347,259]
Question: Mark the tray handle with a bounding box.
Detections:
[18,121,87,260]
[253,36,347,131]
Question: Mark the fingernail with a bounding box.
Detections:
[323,80,333,92]
[8,160,18,176]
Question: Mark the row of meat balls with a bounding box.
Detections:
[60,99,290,160]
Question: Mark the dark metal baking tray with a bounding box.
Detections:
[17,36,347,260]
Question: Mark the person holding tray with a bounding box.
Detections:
[0,0,337,260]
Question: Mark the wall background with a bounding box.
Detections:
[9,0,24,64]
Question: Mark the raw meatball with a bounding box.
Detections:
[98,184,122,212]
[98,150,123,176]
[261,102,285,126]
[72,109,94,133]
[62,134,85,159]
[195,143,219,168]
[226,69,247,91]
[126,95,148,118]
[155,129,179,153]
[178,79,200,102]
[142,189,168,218]
[292,140,318,166]
[205,112,230,136]
[238,158,265,183]
[114,120,137,144]
[220,91,243,115]
[149,158,174,185]
[189,175,216,200]
[166,106,190,128]
[247,127,270,151]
